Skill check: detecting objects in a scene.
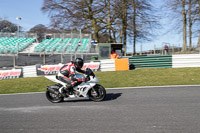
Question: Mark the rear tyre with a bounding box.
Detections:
[46,85,63,103]
[89,84,106,102]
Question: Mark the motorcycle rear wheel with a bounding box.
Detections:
[46,90,63,103]
[89,84,106,102]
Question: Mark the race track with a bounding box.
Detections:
[1,86,200,133]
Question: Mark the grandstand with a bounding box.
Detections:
[0,37,35,54]
[0,32,98,68]
[0,32,93,54]
[33,37,90,53]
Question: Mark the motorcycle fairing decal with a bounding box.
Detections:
[74,83,94,97]
[77,87,87,92]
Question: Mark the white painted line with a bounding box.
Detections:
[0,92,44,96]
[1,85,200,96]
[106,85,200,90]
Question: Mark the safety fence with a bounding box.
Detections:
[100,59,115,71]
[128,54,200,69]
[1,54,200,80]
[172,54,200,68]
[0,53,98,68]
[128,55,172,69]
[0,61,101,80]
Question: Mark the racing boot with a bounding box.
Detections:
[61,87,69,97]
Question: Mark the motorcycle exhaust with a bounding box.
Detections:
[47,87,60,95]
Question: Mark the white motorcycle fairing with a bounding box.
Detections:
[45,74,99,98]
[74,74,99,97]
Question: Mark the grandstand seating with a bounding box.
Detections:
[34,38,53,52]
[34,38,90,53]
[78,38,89,53]
[67,38,80,53]
[0,37,35,54]
[56,38,71,52]
[45,38,62,52]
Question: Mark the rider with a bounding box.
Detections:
[58,58,86,96]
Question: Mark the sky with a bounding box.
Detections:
[0,0,50,31]
[0,0,198,53]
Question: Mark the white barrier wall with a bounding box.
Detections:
[172,54,200,68]
[100,59,115,71]
[23,65,37,77]
[2,54,200,80]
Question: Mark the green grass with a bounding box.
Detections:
[0,67,200,94]
[0,77,53,94]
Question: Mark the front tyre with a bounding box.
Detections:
[89,84,106,102]
[46,90,63,103]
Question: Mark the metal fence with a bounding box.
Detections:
[0,32,37,39]
[136,44,200,55]
[0,53,98,68]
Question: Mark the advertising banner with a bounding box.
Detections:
[37,61,100,75]
[36,64,63,75]
[0,69,23,80]
[82,62,100,71]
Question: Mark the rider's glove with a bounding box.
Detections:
[85,76,90,82]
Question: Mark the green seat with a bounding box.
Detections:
[78,38,89,52]
[56,38,71,52]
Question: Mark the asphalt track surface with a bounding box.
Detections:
[1,85,200,133]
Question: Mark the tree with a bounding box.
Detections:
[129,0,159,55]
[164,0,200,52]
[181,0,187,52]
[188,0,192,49]
[29,24,48,42]
[0,20,18,32]
[42,0,159,55]
[42,0,107,42]
[197,0,200,46]
[131,0,137,55]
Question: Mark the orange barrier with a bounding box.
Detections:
[115,58,129,71]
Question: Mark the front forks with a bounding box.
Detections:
[91,87,98,97]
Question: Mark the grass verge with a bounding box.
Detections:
[0,67,200,94]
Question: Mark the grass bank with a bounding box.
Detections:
[0,67,200,94]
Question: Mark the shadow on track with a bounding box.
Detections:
[61,93,122,103]
[104,93,122,101]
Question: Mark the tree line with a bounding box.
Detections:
[164,0,200,51]
[41,0,159,55]
[0,0,199,55]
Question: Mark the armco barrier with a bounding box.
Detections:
[23,65,37,77]
[0,61,100,80]
[100,59,115,71]
[1,54,200,80]
[128,55,172,69]
[172,54,200,68]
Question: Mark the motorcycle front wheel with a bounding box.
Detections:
[46,90,63,103]
[89,84,106,102]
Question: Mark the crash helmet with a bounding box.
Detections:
[74,58,84,69]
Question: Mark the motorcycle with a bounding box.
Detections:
[45,68,106,103]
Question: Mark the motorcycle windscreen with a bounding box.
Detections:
[75,74,84,79]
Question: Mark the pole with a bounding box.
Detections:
[43,51,46,64]
[13,54,16,68]
[61,53,63,63]
[16,17,22,38]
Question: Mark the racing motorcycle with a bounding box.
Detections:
[45,68,106,103]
